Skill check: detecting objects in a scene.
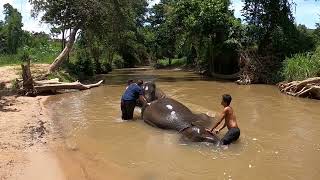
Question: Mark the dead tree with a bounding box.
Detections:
[21,60,103,96]
[21,59,36,96]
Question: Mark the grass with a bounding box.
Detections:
[154,57,187,69]
[47,70,77,83]
[0,42,60,67]
[0,52,57,67]
[0,54,23,66]
[282,48,320,81]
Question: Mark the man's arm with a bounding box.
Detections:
[217,121,227,133]
[137,86,149,106]
[139,95,148,105]
[210,108,227,132]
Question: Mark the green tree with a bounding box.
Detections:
[242,0,298,55]
[2,3,23,54]
[170,0,238,71]
[314,23,320,44]
[29,0,148,72]
[0,21,5,53]
[240,0,316,84]
[147,0,176,65]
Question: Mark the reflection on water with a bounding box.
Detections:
[49,69,320,180]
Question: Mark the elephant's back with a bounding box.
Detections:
[143,98,196,131]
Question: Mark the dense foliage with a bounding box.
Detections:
[1,1,320,82]
[0,4,60,66]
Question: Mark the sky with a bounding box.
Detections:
[0,0,319,34]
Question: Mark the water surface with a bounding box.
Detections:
[49,69,320,180]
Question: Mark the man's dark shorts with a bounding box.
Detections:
[121,100,136,120]
[221,128,240,145]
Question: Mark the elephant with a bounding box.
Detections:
[140,82,220,145]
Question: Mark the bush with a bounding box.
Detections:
[72,50,95,78]
[101,60,112,73]
[282,49,320,81]
[153,57,187,69]
[47,70,76,82]
[113,54,124,69]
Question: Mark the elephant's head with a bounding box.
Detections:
[180,126,220,145]
[142,82,157,103]
[142,82,166,103]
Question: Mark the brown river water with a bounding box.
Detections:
[48,69,320,180]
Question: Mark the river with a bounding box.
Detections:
[48,69,320,180]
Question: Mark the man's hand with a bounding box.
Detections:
[206,128,216,135]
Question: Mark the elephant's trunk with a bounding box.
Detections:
[180,126,220,145]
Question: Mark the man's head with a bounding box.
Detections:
[137,80,144,87]
[221,94,232,106]
[127,79,134,85]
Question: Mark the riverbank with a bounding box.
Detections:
[0,95,65,180]
[0,64,134,180]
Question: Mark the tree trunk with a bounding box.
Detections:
[48,27,79,73]
[21,59,36,96]
[21,60,34,91]
[61,28,65,51]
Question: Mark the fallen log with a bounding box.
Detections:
[34,78,62,86]
[34,80,104,93]
[278,77,320,100]
[21,60,104,96]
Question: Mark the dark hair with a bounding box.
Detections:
[137,80,144,86]
[222,94,232,106]
[127,79,134,85]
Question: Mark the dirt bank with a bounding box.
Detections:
[0,65,136,180]
[0,96,65,180]
[0,64,49,89]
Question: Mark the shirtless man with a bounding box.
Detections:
[207,94,240,146]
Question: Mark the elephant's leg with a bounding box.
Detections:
[144,118,158,128]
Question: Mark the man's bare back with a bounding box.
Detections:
[207,94,240,146]
[223,106,238,129]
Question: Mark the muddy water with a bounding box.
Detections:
[48,69,320,180]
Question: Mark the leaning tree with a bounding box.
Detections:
[29,0,147,73]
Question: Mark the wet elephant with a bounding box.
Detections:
[141,82,220,144]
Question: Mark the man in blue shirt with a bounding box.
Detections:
[121,80,148,120]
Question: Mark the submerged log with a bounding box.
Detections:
[278,77,320,100]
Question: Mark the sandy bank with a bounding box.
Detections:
[0,96,65,180]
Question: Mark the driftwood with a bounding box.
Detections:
[278,77,320,100]
[34,78,62,86]
[237,49,282,85]
[21,61,103,96]
[34,80,104,93]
